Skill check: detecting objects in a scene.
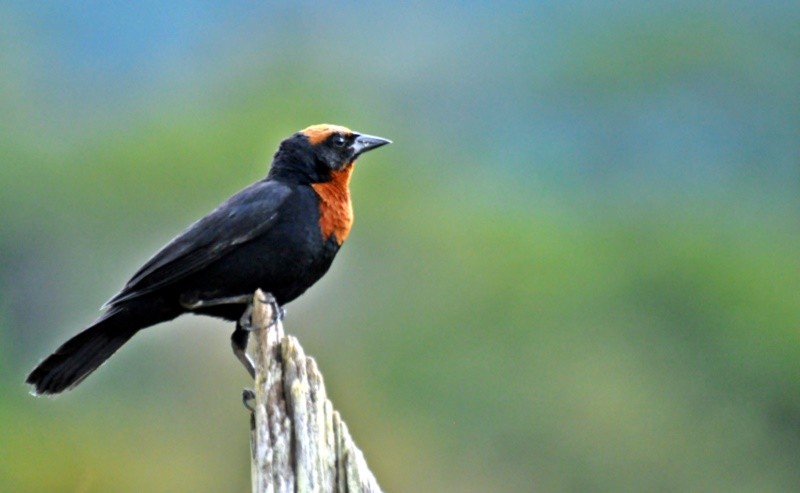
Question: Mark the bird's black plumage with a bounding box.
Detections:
[26,124,390,395]
[106,180,292,307]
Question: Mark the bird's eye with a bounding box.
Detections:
[332,135,347,148]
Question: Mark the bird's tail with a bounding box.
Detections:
[26,307,142,395]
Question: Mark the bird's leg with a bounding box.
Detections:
[231,293,284,411]
[231,324,255,379]
[233,307,257,411]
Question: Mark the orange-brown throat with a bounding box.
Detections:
[311,163,355,245]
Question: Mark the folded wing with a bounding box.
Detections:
[105,180,292,307]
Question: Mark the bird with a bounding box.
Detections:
[26,124,391,395]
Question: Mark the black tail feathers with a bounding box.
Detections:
[26,308,140,395]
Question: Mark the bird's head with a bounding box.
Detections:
[270,124,391,183]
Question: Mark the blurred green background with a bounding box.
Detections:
[2,2,799,492]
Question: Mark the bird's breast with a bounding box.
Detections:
[310,166,354,245]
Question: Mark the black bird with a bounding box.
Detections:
[26,124,391,395]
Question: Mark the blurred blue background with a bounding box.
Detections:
[2,1,799,492]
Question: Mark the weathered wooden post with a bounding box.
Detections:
[246,289,383,493]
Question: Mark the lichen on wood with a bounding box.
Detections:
[247,289,383,493]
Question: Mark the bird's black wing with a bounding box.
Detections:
[104,180,293,307]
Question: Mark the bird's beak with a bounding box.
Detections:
[352,133,392,157]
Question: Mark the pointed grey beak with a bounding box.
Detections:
[352,133,392,157]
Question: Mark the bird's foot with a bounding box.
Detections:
[242,388,255,412]
[230,292,283,380]
[260,292,284,330]
[238,292,283,332]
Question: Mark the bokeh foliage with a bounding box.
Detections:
[2,2,799,492]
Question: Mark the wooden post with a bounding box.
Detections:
[247,289,384,493]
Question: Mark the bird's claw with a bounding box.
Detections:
[239,293,283,332]
[258,292,284,328]
[238,303,254,332]
[265,296,285,330]
[242,388,255,412]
